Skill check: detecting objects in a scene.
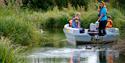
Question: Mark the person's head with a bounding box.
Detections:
[100,1,105,8]
[98,5,101,12]
[73,12,80,21]
[75,12,81,17]
[108,16,112,20]
[98,5,101,9]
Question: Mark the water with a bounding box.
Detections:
[28,48,99,63]
[28,29,124,63]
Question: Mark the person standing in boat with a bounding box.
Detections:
[72,12,81,28]
[97,1,107,36]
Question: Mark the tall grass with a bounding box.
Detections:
[0,7,41,46]
[26,6,98,29]
[0,37,27,63]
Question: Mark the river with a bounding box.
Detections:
[28,29,125,63]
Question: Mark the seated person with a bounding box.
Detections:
[69,20,73,27]
[106,16,113,28]
[69,16,75,27]
[72,12,81,28]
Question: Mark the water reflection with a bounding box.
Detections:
[28,48,100,63]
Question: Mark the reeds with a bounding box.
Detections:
[0,37,27,63]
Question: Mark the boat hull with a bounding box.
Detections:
[63,24,119,46]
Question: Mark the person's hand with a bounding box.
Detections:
[97,20,100,22]
[96,21,99,23]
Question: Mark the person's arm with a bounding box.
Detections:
[72,20,76,28]
[97,8,106,22]
[97,13,104,22]
[78,21,80,28]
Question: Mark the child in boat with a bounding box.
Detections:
[69,16,75,27]
[106,16,113,28]
[72,12,81,28]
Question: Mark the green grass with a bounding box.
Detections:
[0,37,27,63]
[0,7,41,46]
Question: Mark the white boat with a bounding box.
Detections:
[63,24,119,46]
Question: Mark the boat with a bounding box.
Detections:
[63,24,119,46]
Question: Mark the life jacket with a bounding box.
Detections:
[69,20,72,27]
[106,19,113,28]
[72,19,80,28]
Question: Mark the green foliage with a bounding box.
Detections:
[0,8,41,46]
[19,6,124,30]
[70,0,90,10]
[38,8,98,29]
[108,9,125,29]
[0,37,27,63]
[110,0,125,14]
[55,0,68,9]
[107,8,125,38]
[22,0,90,11]
[80,10,98,28]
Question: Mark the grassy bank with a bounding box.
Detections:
[0,7,41,46]
[0,37,27,63]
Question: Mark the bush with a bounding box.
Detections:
[0,16,41,46]
[110,0,125,15]
[22,0,90,11]
[81,10,98,28]
[55,0,68,9]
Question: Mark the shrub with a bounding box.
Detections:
[0,16,41,46]
[81,10,98,28]
[22,0,90,11]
